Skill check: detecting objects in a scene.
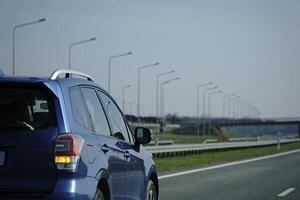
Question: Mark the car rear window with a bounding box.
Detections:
[0,84,56,133]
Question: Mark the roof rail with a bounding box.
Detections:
[50,69,95,82]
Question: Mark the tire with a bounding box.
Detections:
[95,188,105,200]
[146,180,157,200]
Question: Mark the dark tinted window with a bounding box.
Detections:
[81,88,111,136]
[0,85,56,133]
[70,87,92,132]
[98,91,131,143]
[126,122,134,143]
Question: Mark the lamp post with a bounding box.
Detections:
[122,85,131,114]
[207,90,222,139]
[233,98,243,119]
[223,94,236,117]
[196,82,213,140]
[68,37,97,70]
[222,93,236,134]
[232,97,243,134]
[228,96,240,134]
[108,52,133,93]
[243,100,260,119]
[160,77,180,119]
[156,70,175,130]
[202,86,218,136]
[243,101,260,136]
[13,18,46,75]
[239,99,248,135]
[228,95,240,118]
[137,62,160,123]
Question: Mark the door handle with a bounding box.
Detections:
[124,150,130,159]
[101,144,109,153]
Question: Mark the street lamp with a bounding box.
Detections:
[243,100,260,119]
[244,101,260,135]
[137,62,160,123]
[122,85,131,114]
[160,77,180,119]
[68,37,97,70]
[228,95,240,134]
[232,97,242,134]
[196,82,213,138]
[233,98,243,119]
[202,86,218,136]
[238,98,250,135]
[108,52,133,93]
[222,94,237,134]
[12,18,47,75]
[207,90,222,139]
[156,70,175,128]
[223,93,236,117]
[228,96,240,118]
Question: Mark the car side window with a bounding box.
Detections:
[98,91,131,143]
[81,88,111,137]
[69,87,93,132]
[126,122,134,143]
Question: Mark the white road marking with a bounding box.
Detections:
[277,188,295,197]
[158,149,300,180]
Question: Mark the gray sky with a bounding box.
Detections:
[0,0,299,118]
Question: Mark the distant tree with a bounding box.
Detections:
[166,113,181,124]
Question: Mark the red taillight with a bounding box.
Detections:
[54,134,84,172]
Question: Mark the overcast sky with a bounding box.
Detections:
[0,0,299,118]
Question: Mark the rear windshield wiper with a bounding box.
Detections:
[0,118,35,131]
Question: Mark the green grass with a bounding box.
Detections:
[153,133,214,144]
[154,141,300,174]
[223,131,245,138]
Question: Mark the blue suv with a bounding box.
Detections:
[0,69,158,200]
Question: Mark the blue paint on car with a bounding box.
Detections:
[0,70,158,200]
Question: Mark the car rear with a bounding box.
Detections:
[0,77,101,199]
[0,79,60,198]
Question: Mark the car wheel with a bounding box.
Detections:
[95,188,105,200]
[146,180,157,200]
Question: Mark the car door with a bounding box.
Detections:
[68,86,101,178]
[98,90,145,199]
[123,123,146,200]
[80,87,128,199]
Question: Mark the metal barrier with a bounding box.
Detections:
[146,138,300,158]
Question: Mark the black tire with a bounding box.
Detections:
[95,188,105,200]
[146,180,157,200]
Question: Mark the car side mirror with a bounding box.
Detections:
[134,127,152,145]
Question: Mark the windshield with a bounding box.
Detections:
[0,85,56,133]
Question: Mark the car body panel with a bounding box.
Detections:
[0,74,158,199]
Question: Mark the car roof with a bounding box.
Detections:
[0,75,48,83]
[0,74,107,92]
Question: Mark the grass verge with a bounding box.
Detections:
[154,141,300,175]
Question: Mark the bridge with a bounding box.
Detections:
[216,117,300,137]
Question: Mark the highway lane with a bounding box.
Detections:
[158,150,300,200]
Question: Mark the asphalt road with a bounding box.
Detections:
[158,150,300,200]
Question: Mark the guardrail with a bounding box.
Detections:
[202,139,218,144]
[228,137,258,142]
[148,140,174,146]
[145,138,300,158]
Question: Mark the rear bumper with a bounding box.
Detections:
[48,176,98,199]
[0,176,98,200]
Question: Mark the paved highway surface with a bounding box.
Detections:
[158,150,300,200]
